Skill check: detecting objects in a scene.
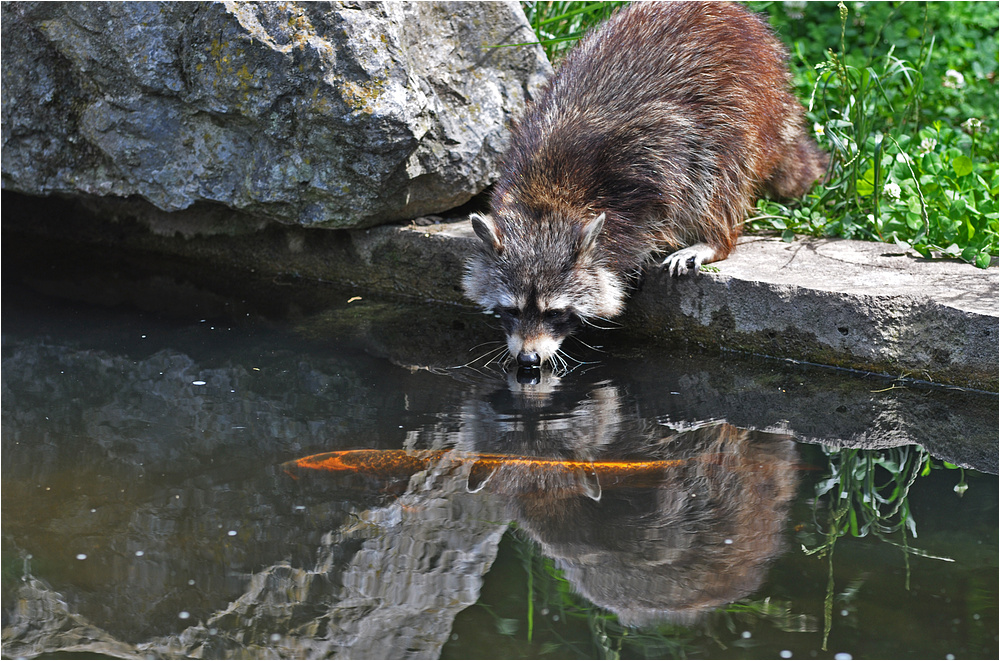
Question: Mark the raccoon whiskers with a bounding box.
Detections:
[548,346,598,377]
[548,349,572,376]
[567,334,605,355]
[579,315,622,331]
[456,342,509,370]
[467,340,505,354]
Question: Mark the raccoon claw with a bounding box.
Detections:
[661,243,716,277]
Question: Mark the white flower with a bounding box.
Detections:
[943,69,965,89]
[962,117,983,132]
[813,122,825,137]
[918,137,937,155]
[784,0,806,19]
[883,182,901,200]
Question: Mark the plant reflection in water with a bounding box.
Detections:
[804,444,958,649]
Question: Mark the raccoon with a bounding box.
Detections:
[463,2,826,369]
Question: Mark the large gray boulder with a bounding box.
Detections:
[1,1,551,231]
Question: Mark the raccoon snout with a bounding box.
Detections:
[516,351,541,368]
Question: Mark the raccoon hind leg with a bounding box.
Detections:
[764,130,828,199]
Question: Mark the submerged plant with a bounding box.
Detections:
[469,527,697,659]
[473,527,818,659]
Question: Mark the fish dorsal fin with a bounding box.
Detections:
[578,465,602,502]
[466,461,497,493]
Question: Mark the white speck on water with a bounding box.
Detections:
[188,579,196,586]
[741,631,751,639]
[973,613,981,620]
[840,609,849,616]
[209,627,218,635]
[724,538,733,545]
[90,509,96,513]
[780,651,793,659]
[178,611,190,620]
[946,655,955,659]
[293,505,306,511]
[192,380,207,386]
[135,551,144,557]
[834,653,852,660]
[270,633,281,642]
[141,335,146,339]
[228,530,237,536]
[75,554,87,560]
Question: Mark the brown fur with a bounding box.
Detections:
[464,2,826,367]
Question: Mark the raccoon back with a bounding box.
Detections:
[492,2,824,272]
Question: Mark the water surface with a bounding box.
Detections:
[2,237,997,659]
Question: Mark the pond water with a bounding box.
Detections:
[2,237,997,660]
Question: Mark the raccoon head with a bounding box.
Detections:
[463,210,626,369]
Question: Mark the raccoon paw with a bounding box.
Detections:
[661,243,717,277]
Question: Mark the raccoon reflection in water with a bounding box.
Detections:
[287,422,802,626]
[463,2,826,369]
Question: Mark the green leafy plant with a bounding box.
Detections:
[520,1,628,62]
[746,1,999,268]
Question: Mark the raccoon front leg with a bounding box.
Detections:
[661,242,718,277]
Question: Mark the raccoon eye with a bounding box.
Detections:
[543,309,568,321]
[499,307,520,319]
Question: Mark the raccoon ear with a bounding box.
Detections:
[578,212,606,255]
[470,213,503,255]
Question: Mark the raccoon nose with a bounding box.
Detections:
[516,350,541,367]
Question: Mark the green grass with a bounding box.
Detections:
[521,1,628,62]
[521,1,999,268]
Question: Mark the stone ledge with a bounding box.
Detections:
[3,193,997,391]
